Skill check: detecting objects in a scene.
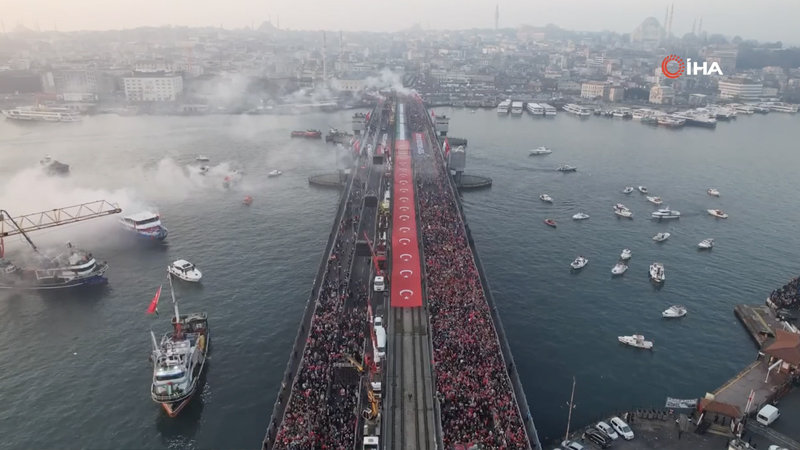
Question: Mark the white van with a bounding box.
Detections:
[374,325,386,359]
[373,275,385,292]
[757,404,780,426]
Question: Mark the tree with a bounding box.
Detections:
[732,36,743,45]
[708,34,728,45]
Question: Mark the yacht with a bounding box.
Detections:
[618,334,653,350]
[167,260,203,282]
[540,103,557,116]
[120,211,168,240]
[615,209,633,218]
[557,165,577,172]
[268,170,282,177]
[662,305,687,318]
[614,203,629,211]
[698,238,714,249]
[623,186,634,194]
[637,186,648,194]
[539,194,553,203]
[526,103,544,115]
[707,188,720,197]
[620,249,632,260]
[529,147,552,155]
[196,156,210,162]
[572,212,590,220]
[708,209,728,218]
[649,262,665,283]
[2,106,82,123]
[653,232,670,242]
[632,109,654,120]
[612,262,628,276]
[646,196,663,205]
[570,256,589,270]
[563,104,592,116]
[511,101,524,114]
[652,207,680,219]
[150,274,209,417]
[496,99,512,114]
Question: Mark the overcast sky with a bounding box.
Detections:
[6,0,799,44]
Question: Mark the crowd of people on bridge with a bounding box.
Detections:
[770,276,800,309]
[271,125,374,450]
[409,99,531,450]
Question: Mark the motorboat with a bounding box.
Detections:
[572,212,590,220]
[557,165,577,172]
[544,219,557,228]
[150,274,209,417]
[612,262,628,276]
[638,186,648,194]
[196,156,210,162]
[646,196,663,205]
[649,262,665,282]
[651,207,680,219]
[529,147,553,155]
[662,305,687,318]
[707,188,720,197]
[199,165,210,174]
[623,186,634,194]
[291,129,322,139]
[618,334,653,350]
[539,194,553,203]
[698,238,714,249]
[167,260,202,283]
[469,109,476,114]
[620,249,632,260]
[570,256,589,270]
[120,211,168,240]
[614,209,633,218]
[653,232,670,242]
[268,170,282,177]
[40,155,70,176]
[243,195,253,205]
[614,203,629,211]
[708,209,728,219]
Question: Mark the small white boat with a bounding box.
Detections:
[618,334,653,349]
[707,188,720,197]
[653,232,670,242]
[646,196,663,205]
[650,262,665,282]
[196,155,210,162]
[662,305,687,318]
[652,207,681,219]
[557,165,577,172]
[529,147,553,155]
[268,170,283,177]
[570,256,589,270]
[707,209,728,219]
[698,238,714,249]
[612,262,628,276]
[469,109,476,114]
[620,249,632,260]
[614,203,628,211]
[638,186,648,194]
[199,165,210,174]
[623,186,634,194]
[167,259,203,282]
[572,212,590,220]
[539,194,553,203]
[615,209,633,218]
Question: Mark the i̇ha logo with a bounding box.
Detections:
[661,55,723,78]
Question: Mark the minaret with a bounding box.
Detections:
[277,15,280,30]
[322,31,327,89]
[495,4,499,30]
[662,6,669,43]
[698,16,702,34]
[668,4,674,39]
[339,30,344,72]
[692,18,696,36]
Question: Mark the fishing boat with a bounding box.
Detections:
[557,165,577,172]
[149,274,209,417]
[539,194,553,203]
[268,170,282,177]
[618,334,653,350]
[0,241,108,290]
[707,209,728,219]
[620,249,632,260]
[649,263,665,283]
[707,188,720,197]
[662,305,687,318]
[120,211,169,240]
[612,262,628,276]
[291,129,322,139]
[544,219,557,228]
[243,195,253,205]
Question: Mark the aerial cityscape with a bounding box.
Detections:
[1,2,800,450]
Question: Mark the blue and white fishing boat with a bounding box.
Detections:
[120,211,168,240]
[0,242,108,290]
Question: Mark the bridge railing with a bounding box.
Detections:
[421,102,541,450]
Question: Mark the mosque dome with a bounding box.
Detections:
[632,17,663,43]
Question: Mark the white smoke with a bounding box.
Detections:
[363,69,416,96]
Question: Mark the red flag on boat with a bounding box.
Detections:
[354,139,361,156]
[147,285,162,315]
[443,138,451,158]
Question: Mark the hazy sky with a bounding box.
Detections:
[6,0,799,44]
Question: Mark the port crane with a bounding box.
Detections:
[0,200,122,256]
[362,231,385,275]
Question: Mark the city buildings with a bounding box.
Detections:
[581,81,607,99]
[123,72,183,102]
[649,85,675,104]
[718,78,764,100]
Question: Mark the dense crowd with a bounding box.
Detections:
[271,129,373,450]
[770,276,800,309]
[410,100,531,449]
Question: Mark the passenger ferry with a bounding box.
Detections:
[730,104,755,114]
[632,109,655,120]
[2,106,82,123]
[764,102,798,113]
[540,103,557,116]
[510,101,524,114]
[496,99,511,114]
[526,103,544,115]
[563,104,592,116]
[120,211,169,240]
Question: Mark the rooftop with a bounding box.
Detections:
[711,359,787,415]
[763,329,800,366]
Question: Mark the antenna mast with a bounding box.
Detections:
[564,376,577,445]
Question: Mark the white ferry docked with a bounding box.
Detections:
[540,103,557,116]
[120,211,169,240]
[511,101,524,115]
[526,103,544,115]
[563,104,591,116]
[2,106,82,123]
[496,99,511,114]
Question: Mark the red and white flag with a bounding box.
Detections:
[443,138,451,158]
[354,139,361,156]
[147,285,162,315]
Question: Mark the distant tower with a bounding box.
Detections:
[662,6,669,43]
[322,31,328,89]
[698,16,703,34]
[339,30,344,72]
[691,19,696,36]
[495,4,499,30]
[277,15,280,30]
[668,3,674,40]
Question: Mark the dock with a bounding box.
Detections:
[734,303,782,348]
[454,173,493,190]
